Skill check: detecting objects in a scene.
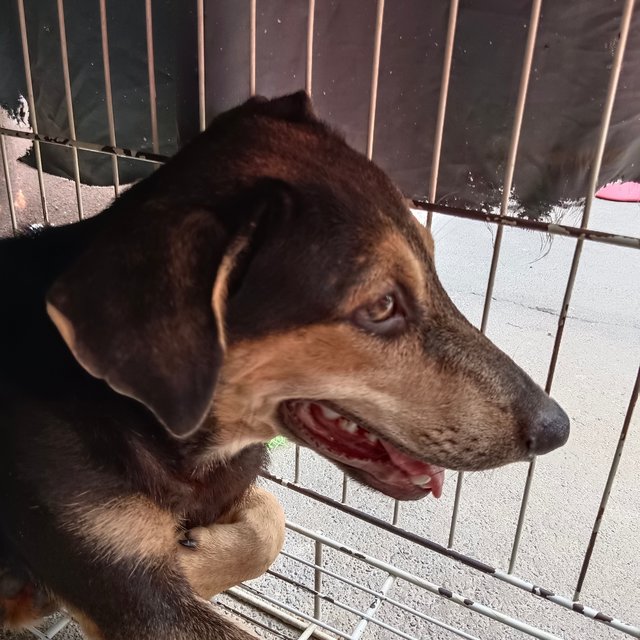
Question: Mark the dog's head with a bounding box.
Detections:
[47,92,569,500]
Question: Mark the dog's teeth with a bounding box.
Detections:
[365,432,379,443]
[411,475,431,487]
[340,420,358,434]
[320,405,342,421]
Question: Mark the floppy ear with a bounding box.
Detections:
[46,185,287,438]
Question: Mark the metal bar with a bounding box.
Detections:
[285,523,565,640]
[249,0,256,96]
[267,568,424,640]
[448,0,543,550]
[44,616,71,637]
[56,0,83,220]
[574,366,639,601]
[365,0,385,160]
[350,574,395,640]
[509,0,637,575]
[0,134,17,234]
[216,600,291,639]
[230,583,352,639]
[341,473,348,503]
[427,0,459,227]
[392,499,400,525]
[305,0,315,95]
[314,539,323,619]
[0,128,165,164]
[294,444,301,482]
[280,549,481,640]
[297,625,318,640]
[447,470,465,548]
[262,476,640,636]
[145,0,160,152]
[227,586,337,640]
[411,199,640,250]
[197,0,206,132]
[2,126,639,252]
[16,0,48,222]
[98,0,120,197]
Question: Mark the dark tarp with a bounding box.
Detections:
[1,0,639,219]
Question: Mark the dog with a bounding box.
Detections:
[0,91,569,639]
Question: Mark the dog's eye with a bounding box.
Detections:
[366,294,396,322]
[353,292,406,335]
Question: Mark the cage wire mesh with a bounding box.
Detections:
[1,0,639,639]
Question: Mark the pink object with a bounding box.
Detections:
[595,181,640,202]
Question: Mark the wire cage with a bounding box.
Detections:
[1,1,639,639]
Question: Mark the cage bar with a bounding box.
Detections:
[0,134,17,234]
[427,0,459,228]
[365,0,385,161]
[250,0,257,96]
[16,0,48,222]
[574,366,639,601]
[305,0,315,95]
[56,0,83,219]
[145,0,160,153]
[197,0,206,132]
[447,0,543,550]
[508,0,637,574]
[98,0,120,197]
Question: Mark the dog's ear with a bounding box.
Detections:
[46,182,290,438]
[246,91,317,123]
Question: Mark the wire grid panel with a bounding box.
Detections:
[1,0,639,639]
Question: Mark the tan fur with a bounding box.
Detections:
[0,589,56,629]
[212,235,251,352]
[64,495,178,564]
[177,487,285,598]
[46,303,76,355]
[65,607,105,640]
[208,228,524,471]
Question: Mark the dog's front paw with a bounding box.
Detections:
[177,487,285,599]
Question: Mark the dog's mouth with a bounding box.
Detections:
[279,400,444,500]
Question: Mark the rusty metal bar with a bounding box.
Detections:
[16,0,48,222]
[508,0,637,575]
[56,0,83,219]
[0,135,18,234]
[447,0,543,550]
[98,0,120,196]
[197,0,206,131]
[145,0,160,152]
[366,0,385,161]
[574,366,639,601]
[427,0,459,228]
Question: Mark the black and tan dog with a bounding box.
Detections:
[0,92,569,639]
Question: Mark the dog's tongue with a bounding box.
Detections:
[381,440,445,498]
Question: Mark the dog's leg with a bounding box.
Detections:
[9,493,262,640]
[178,486,285,599]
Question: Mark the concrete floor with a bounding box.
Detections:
[1,124,639,639]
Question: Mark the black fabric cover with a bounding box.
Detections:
[1,0,638,219]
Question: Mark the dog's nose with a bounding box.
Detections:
[525,398,570,455]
